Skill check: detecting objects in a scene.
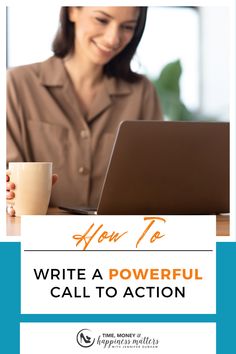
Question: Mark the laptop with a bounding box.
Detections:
[60,121,229,215]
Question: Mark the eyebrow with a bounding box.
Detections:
[94,10,138,23]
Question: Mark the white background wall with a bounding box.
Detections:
[199,7,230,121]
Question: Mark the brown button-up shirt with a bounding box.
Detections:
[7,56,162,207]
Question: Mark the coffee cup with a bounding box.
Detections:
[8,162,52,216]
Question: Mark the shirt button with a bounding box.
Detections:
[78,166,89,175]
[80,130,89,139]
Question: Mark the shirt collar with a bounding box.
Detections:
[39,56,65,86]
[39,56,132,96]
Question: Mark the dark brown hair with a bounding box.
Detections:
[52,7,148,82]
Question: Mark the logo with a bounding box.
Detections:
[76,329,95,348]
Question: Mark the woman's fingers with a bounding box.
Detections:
[7,206,15,217]
[6,181,15,190]
[6,170,15,215]
[6,169,15,192]
[6,181,15,200]
[6,190,15,199]
[6,178,15,199]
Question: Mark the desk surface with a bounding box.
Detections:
[6,208,230,237]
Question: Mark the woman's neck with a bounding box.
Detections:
[63,52,106,118]
[63,53,104,90]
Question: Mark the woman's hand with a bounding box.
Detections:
[6,170,15,216]
[6,171,58,217]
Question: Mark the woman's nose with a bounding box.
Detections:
[103,25,121,49]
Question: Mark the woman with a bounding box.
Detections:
[6,6,162,216]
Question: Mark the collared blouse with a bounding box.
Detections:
[7,56,162,208]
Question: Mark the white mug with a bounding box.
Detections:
[8,162,52,216]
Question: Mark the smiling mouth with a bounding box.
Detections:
[93,41,117,55]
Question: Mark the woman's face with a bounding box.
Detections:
[69,7,140,66]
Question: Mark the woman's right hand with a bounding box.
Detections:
[6,171,59,217]
[6,170,16,216]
